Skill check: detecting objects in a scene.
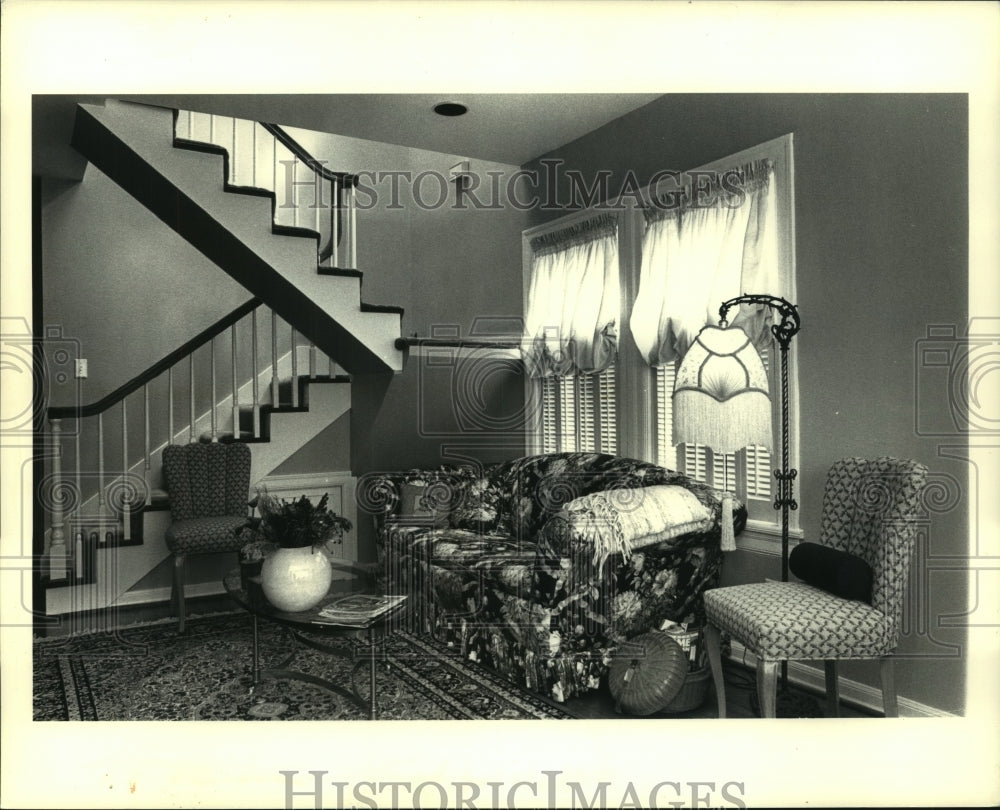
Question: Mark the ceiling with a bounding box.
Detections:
[33,93,663,180]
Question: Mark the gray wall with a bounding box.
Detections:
[41,167,252,407]
[524,93,969,714]
[284,128,531,477]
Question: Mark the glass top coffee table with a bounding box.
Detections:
[223,560,407,720]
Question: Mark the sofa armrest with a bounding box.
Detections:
[360,467,478,534]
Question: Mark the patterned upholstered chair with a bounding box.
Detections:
[703,457,928,717]
[162,442,252,632]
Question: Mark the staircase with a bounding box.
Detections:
[71,99,404,374]
[44,301,353,616]
[42,100,407,617]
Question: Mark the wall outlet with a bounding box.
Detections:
[75,358,88,379]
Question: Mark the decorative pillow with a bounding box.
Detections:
[788,542,874,603]
[396,482,450,527]
[543,485,715,563]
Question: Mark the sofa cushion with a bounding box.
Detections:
[165,515,249,554]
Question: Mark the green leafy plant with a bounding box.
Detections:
[235,489,352,552]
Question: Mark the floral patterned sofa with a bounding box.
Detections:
[365,452,745,703]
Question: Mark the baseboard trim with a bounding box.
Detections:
[116,581,224,607]
[728,641,956,718]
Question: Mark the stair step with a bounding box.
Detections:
[188,375,351,444]
[360,302,404,315]
[172,135,404,324]
[148,490,171,511]
[318,267,364,279]
[72,103,401,371]
[272,222,321,241]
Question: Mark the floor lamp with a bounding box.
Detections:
[720,294,802,702]
[717,294,801,581]
[674,293,802,699]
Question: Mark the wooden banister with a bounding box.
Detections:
[47,297,262,420]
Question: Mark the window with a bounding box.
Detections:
[540,367,617,454]
[641,137,796,532]
[522,134,796,537]
[522,209,621,456]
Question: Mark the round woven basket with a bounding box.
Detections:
[660,665,711,713]
[607,632,688,716]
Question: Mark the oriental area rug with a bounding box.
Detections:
[33,613,574,721]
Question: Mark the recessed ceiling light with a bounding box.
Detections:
[433,102,468,117]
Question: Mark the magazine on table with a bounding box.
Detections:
[315,593,407,624]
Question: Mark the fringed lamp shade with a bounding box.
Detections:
[673,325,772,454]
[673,324,772,553]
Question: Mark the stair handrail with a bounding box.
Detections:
[47,297,263,420]
[260,122,357,188]
[260,122,356,266]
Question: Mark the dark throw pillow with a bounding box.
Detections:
[788,542,874,603]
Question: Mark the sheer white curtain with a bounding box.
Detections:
[629,160,780,366]
[522,214,619,377]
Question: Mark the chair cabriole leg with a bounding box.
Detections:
[173,553,187,633]
[757,660,778,718]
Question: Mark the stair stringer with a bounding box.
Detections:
[71,100,403,374]
[45,377,351,616]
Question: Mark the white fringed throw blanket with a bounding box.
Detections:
[559,484,715,566]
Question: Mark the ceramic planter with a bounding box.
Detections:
[260,545,332,612]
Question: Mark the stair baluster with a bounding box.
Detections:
[188,355,196,444]
[271,310,279,406]
[330,177,340,267]
[168,367,175,444]
[74,422,82,533]
[313,181,318,234]
[348,176,357,270]
[290,326,299,408]
[121,398,131,542]
[230,114,237,185]
[291,159,298,228]
[251,120,257,187]
[231,324,239,440]
[48,419,68,581]
[251,308,260,439]
[210,337,218,442]
[143,383,151,506]
[97,412,106,517]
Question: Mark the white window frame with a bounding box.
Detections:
[631,134,800,543]
[521,206,625,457]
